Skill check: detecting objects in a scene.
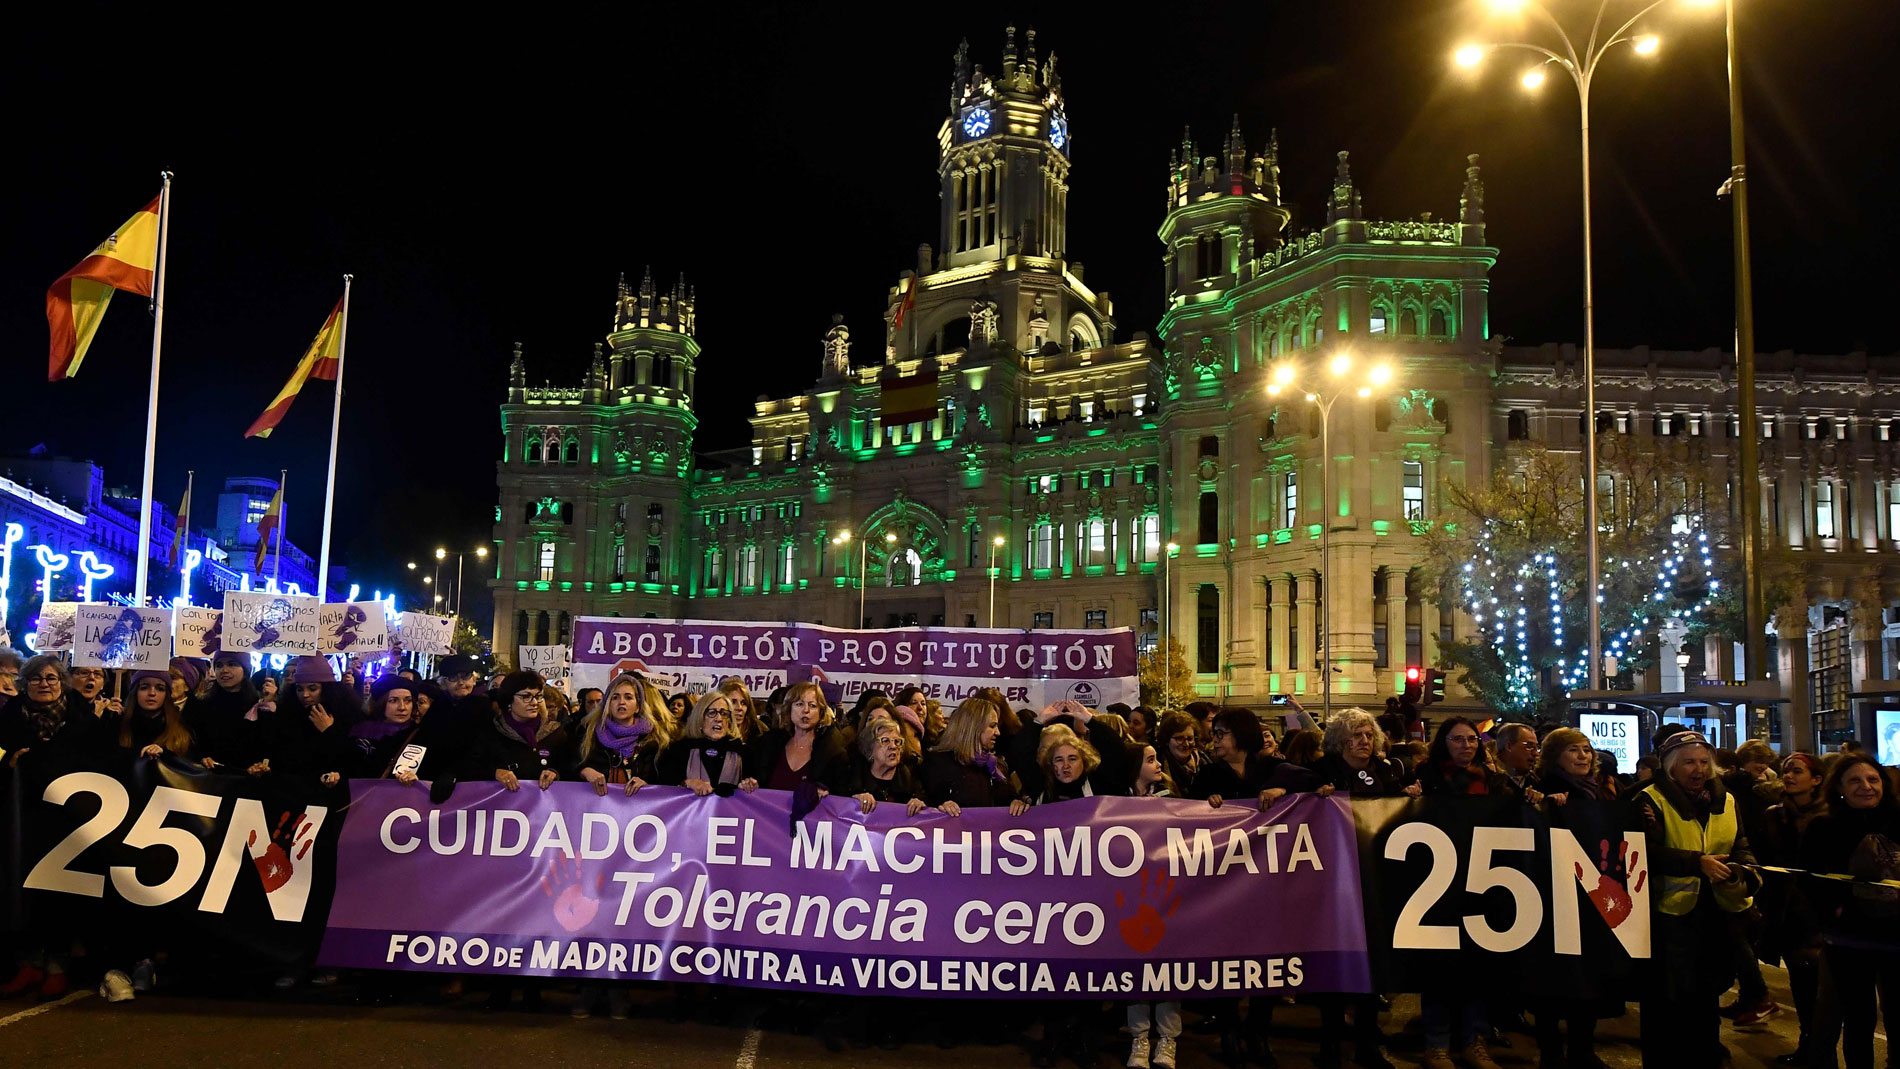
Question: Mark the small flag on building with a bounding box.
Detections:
[246,298,344,438]
[892,275,920,328]
[45,197,161,381]
[252,488,283,574]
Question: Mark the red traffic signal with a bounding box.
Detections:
[1405,666,1422,683]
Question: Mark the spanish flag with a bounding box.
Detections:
[253,488,283,574]
[45,197,161,381]
[245,299,343,438]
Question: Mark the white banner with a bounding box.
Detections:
[33,602,78,652]
[517,644,570,691]
[221,591,320,655]
[320,601,390,655]
[72,605,173,669]
[174,606,223,659]
[396,612,454,656]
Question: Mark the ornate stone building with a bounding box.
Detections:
[491,27,1900,753]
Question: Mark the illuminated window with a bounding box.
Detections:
[1815,480,1837,539]
[613,541,626,578]
[537,542,556,582]
[1030,523,1055,570]
[707,547,724,587]
[780,543,795,586]
[1283,472,1299,529]
[1085,609,1107,629]
[1033,611,1054,629]
[1369,306,1389,334]
[739,544,761,588]
[644,543,661,582]
[1403,461,1425,520]
[1888,482,1900,540]
[1139,513,1161,563]
[1085,519,1109,567]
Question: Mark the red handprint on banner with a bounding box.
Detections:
[543,855,604,933]
[1577,839,1646,930]
[249,812,317,893]
[1115,867,1182,954]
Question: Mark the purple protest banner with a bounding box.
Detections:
[569,617,1139,709]
[317,783,1369,998]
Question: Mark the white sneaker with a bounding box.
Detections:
[1152,1035,1178,1069]
[98,970,135,1003]
[1127,1033,1151,1068]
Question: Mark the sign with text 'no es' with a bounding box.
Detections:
[1578,713,1639,775]
[221,592,320,655]
[72,605,173,669]
[397,612,454,656]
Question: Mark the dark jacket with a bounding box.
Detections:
[0,692,117,788]
[1416,759,1506,796]
[344,721,425,780]
[1011,718,1135,802]
[745,726,849,790]
[654,735,746,794]
[1187,753,1323,802]
[255,698,356,781]
[1311,752,1413,797]
[574,728,667,785]
[460,713,570,783]
[413,691,493,782]
[183,686,261,768]
[117,709,200,764]
[1797,805,1900,946]
[922,748,1021,808]
[823,754,920,804]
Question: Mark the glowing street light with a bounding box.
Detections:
[1266,353,1398,722]
[1162,542,1180,712]
[988,534,1007,629]
[1520,68,1547,89]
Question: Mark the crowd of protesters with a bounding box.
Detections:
[1,644,1895,1069]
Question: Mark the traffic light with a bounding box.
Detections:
[1421,668,1447,707]
[1401,666,1422,704]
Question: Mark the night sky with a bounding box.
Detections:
[6,2,1894,626]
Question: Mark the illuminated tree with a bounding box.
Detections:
[1138,637,1194,713]
[1421,441,1732,717]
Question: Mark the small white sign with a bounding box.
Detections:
[1578,712,1639,776]
[72,605,173,670]
[34,602,78,652]
[175,606,223,659]
[320,601,390,655]
[222,591,320,655]
[518,645,570,691]
[396,612,454,655]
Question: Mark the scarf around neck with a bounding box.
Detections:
[970,751,1005,784]
[596,715,652,758]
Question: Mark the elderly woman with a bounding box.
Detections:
[823,717,926,815]
[574,674,673,796]
[460,670,567,794]
[656,690,749,796]
[743,681,846,792]
[1634,730,1761,1069]
[1011,700,1131,802]
[1797,754,1900,1069]
[923,696,1029,815]
[1312,708,1421,799]
[1155,710,1208,792]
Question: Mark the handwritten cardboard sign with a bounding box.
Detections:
[320,601,390,655]
[73,605,173,669]
[518,645,570,691]
[34,602,78,652]
[396,612,454,656]
[222,591,320,655]
[174,606,223,659]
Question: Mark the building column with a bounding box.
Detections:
[1295,572,1318,696]
[1775,601,1814,753]
[1850,581,1886,694]
[1238,572,1266,698]
[1270,576,1292,680]
[1421,596,1444,667]
[1385,567,1408,685]
[1705,633,1737,682]
[1330,542,1377,700]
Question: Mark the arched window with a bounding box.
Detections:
[888,548,923,586]
[780,542,796,586]
[563,439,579,464]
[1198,491,1219,544]
[1399,306,1420,334]
[1428,306,1450,336]
[525,437,541,464]
[707,546,724,587]
[1030,522,1055,570]
[1369,303,1391,334]
[644,543,661,582]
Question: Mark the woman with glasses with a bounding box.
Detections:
[656,690,750,796]
[462,670,567,796]
[1153,710,1207,794]
[742,681,846,794]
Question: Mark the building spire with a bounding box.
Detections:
[1460,153,1486,232]
[1328,150,1362,222]
[822,313,851,377]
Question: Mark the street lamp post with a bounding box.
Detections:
[1163,541,1179,712]
[452,545,490,617]
[1269,353,1395,725]
[1455,0,1674,691]
[831,530,894,629]
[988,534,1006,628]
[433,547,447,614]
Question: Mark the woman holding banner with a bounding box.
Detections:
[185,651,258,769]
[117,669,202,766]
[1635,730,1761,1069]
[1190,706,1320,811]
[656,690,750,796]
[463,670,567,795]
[1798,754,1900,1069]
[823,717,924,815]
[742,681,845,793]
[336,675,427,784]
[1529,728,1617,1068]
[1012,700,1131,802]
[923,696,1029,816]
[574,674,673,796]
[250,657,358,790]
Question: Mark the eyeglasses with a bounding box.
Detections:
[515,693,546,705]
[703,710,730,722]
[1210,727,1231,739]
[27,674,62,685]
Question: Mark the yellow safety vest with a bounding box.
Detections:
[1642,782,1753,916]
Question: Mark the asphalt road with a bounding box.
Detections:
[0,962,1874,1069]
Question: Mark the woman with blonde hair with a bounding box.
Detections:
[715,678,763,743]
[923,696,1029,815]
[574,674,674,796]
[743,680,846,792]
[656,689,749,796]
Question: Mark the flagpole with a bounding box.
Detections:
[316,275,351,602]
[134,171,173,605]
[176,470,193,604]
[273,468,287,588]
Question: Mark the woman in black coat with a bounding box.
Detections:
[1797,754,1900,1069]
[654,689,749,795]
[573,674,673,794]
[332,674,429,784]
[249,657,358,789]
[184,650,260,769]
[922,696,1029,815]
[459,670,568,793]
[742,681,847,792]
[1188,707,1322,809]
[822,717,925,814]
[1010,700,1133,802]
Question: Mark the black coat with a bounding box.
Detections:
[459,713,570,783]
[254,699,355,781]
[922,749,1021,808]
[1311,752,1413,797]
[412,691,494,782]
[823,754,920,804]
[1187,753,1322,802]
[1796,805,1900,945]
[183,686,261,768]
[0,692,116,789]
[654,735,747,793]
[1415,759,1507,796]
[574,729,666,785]
[745,726,848,789]
[1010,718,1137,801]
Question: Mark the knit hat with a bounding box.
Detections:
[130,669,172,691]
[290,656,337,685]
[371,673,418,704]
[210,650,248,668]
[436,654,478,680]
[1657,730,1712,764]
[493,670,546,713]
[168,657,203,692]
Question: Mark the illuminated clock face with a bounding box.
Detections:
[1049,115,1068,150]
[962,108,992,139]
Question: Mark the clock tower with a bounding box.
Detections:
[939,25,1071,269]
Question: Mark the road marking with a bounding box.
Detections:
[734,1026,762,1069]
[0,990,90,1029]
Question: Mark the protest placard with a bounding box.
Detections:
[396,612,454,655]
[72,605,173,669]
[320,601,390,655]
[34,602,78,652]
[221,591,320,655]
[174,606,223,659]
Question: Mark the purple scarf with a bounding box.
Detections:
[508,714,540,747]
[595,715,652,758]
[351,719,411,743]
[970,751,1006,784]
